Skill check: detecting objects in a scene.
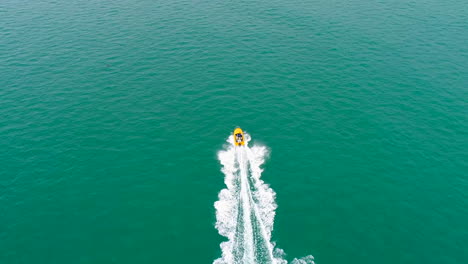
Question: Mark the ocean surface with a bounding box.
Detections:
[1,0,467,263]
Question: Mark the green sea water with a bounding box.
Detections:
[1,0,468,263]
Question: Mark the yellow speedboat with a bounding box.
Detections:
[233,127,245,146]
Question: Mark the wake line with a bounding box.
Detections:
[214,133,315,264]
[238,147,274,262]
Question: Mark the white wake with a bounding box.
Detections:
[214,133,315,264]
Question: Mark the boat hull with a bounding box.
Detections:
[233,128,245,146]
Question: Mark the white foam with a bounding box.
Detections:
[214,133,314,264]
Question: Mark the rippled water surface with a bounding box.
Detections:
[1,0,467,263]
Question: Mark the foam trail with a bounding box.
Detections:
[214,133,314,264]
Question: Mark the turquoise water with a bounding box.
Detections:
[1,0,468,263]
